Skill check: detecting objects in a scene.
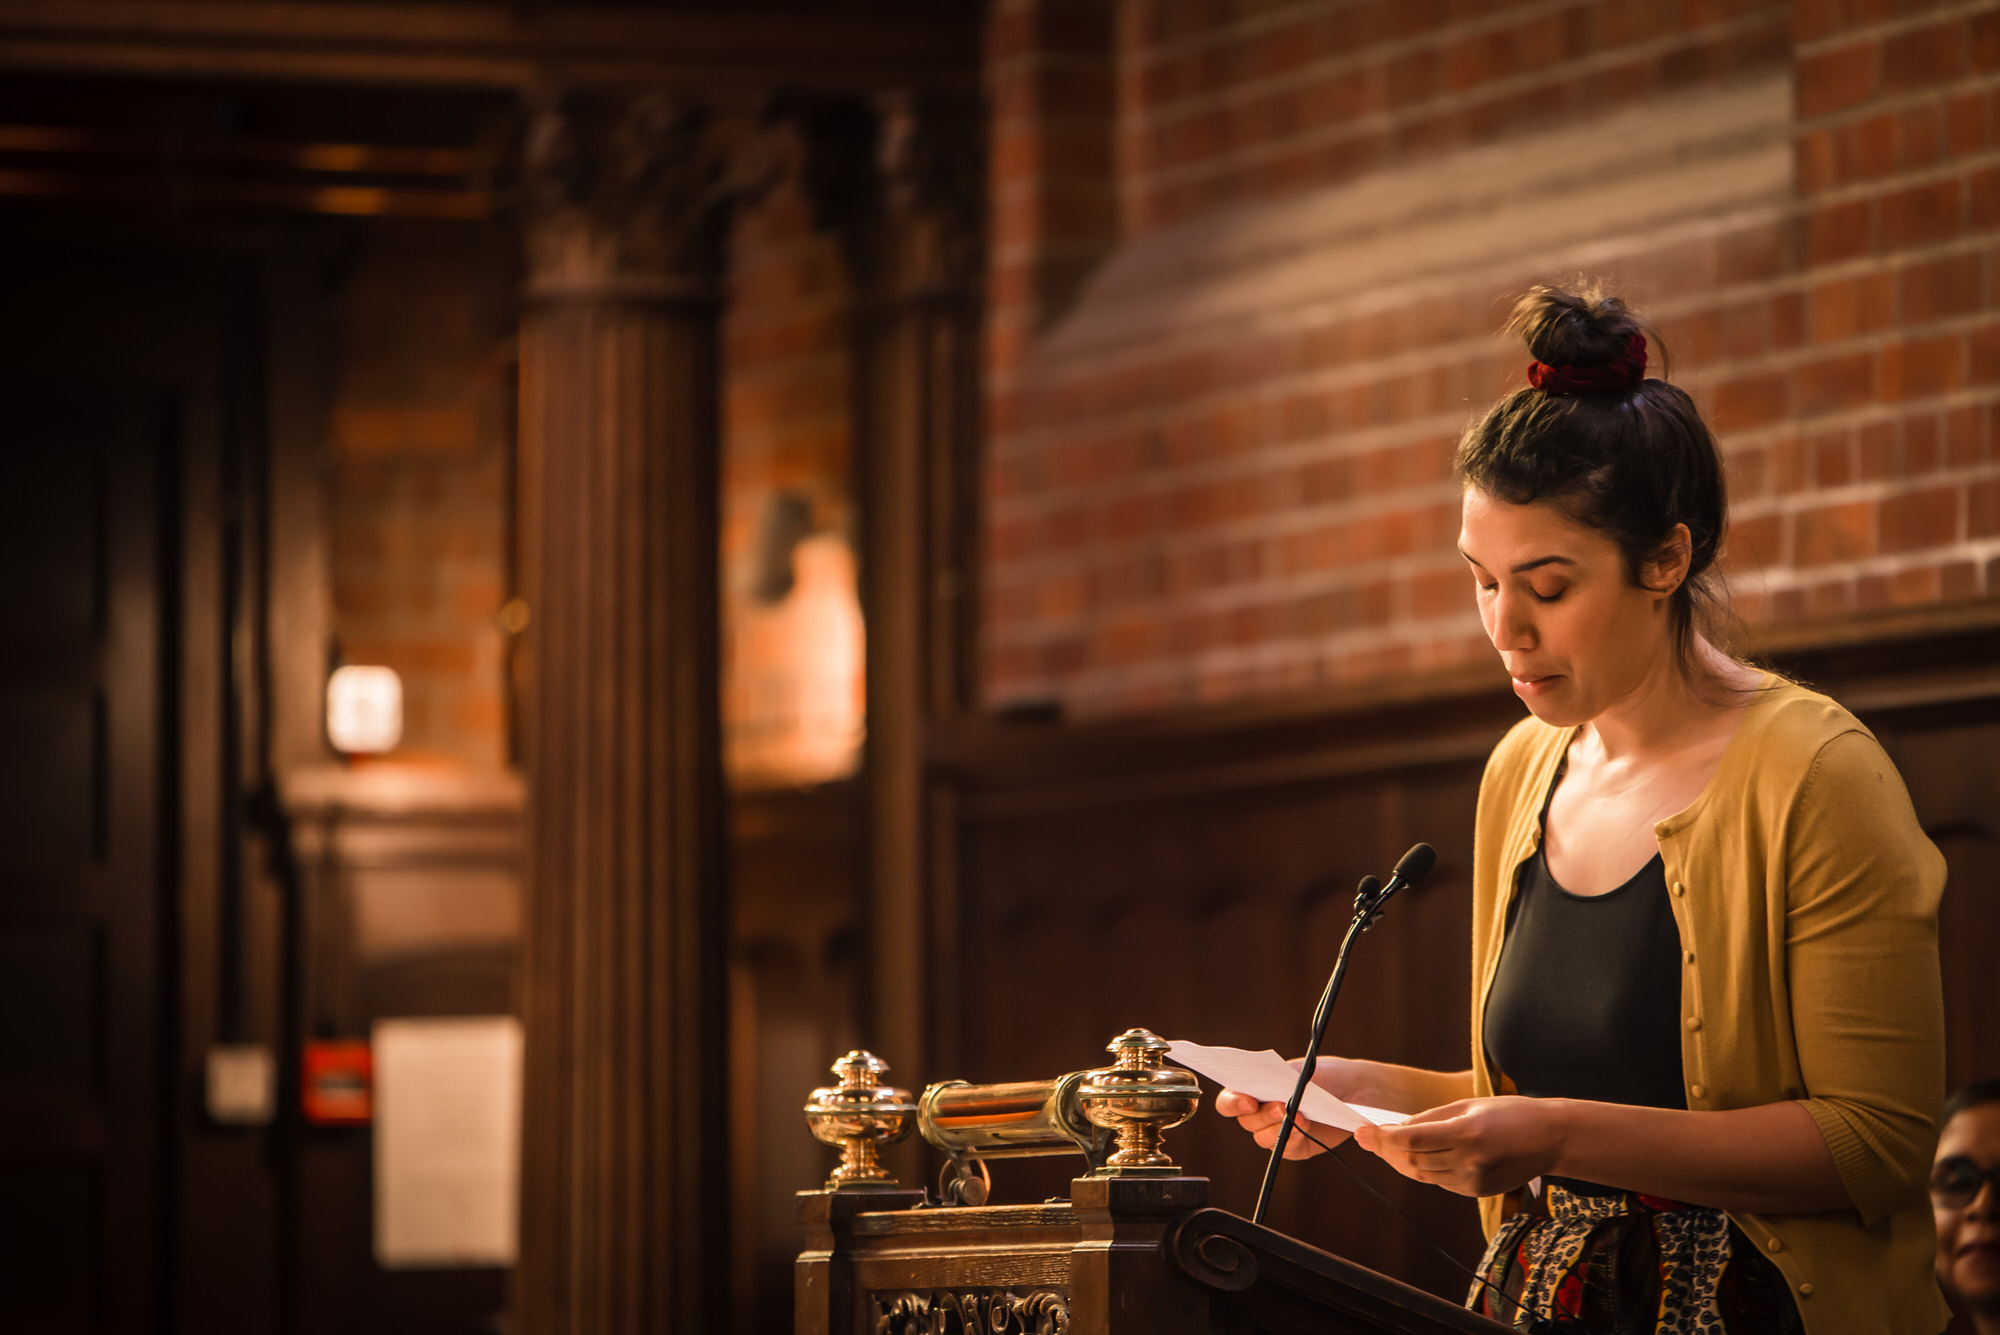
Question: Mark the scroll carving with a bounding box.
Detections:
[1167,1223,1259,1293]
[871,1288,1070,1335]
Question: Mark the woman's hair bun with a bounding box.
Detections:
[1506,283,1648,369]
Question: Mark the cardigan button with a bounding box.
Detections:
[1684,950,1695,964]
[1685,1016,1702,1031]
[1671,881,1686,897]
[1798,1283,1813,1297]
[1689,1083,1706,1099]
[1766,1237,1783,1253]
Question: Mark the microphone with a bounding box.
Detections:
[1252,843,1437,1226]
[1356,843,1437,931]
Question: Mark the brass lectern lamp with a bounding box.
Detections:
[795,1029,1512,1335]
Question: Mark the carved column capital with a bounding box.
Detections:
[873,90,984,294]
[780,90,983,297]
[517,88,773,300]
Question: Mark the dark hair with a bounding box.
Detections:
[1455,284,1731,683]
[1945,1078,2000,1125]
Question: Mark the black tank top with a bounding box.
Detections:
[1482,772,1687,1190]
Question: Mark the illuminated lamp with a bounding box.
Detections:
[326,665,404,755]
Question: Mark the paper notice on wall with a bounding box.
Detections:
[1165,1039,1408,1131]
[373,1015,523,1269]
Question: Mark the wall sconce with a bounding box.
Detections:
[327,665,403,755]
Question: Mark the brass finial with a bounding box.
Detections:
[804,1050,916,1190]
[1074,1028,1200,1175]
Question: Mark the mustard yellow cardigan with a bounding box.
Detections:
[1468,676,1948,1335]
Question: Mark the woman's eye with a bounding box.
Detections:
[1531,588,1565,604]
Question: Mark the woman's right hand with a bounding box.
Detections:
[1213,1087,1352,1159]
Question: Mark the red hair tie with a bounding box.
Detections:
[1527,330,1648,396]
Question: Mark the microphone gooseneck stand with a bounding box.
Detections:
[1251,842,1436,1226]
[1244,841,1581,1333]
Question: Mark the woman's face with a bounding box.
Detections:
[1458,489,1680,728]
[1935,1103,2000,1316]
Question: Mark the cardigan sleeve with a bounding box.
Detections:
[1781,728,1946,1225]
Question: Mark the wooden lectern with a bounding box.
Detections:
[797,1033,1513,1335]
[797,1176,1512,1335]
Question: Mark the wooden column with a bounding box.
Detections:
[513,90,759,1335]
[812,93,984,1093]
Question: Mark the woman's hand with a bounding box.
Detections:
[1353,1096,1568,1197]
[1213,1087,1352,1159]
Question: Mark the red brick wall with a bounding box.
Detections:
[722,126,865,789]
[327,220,515,768]
[1779,0,2000,617]
[982,0,2000,717]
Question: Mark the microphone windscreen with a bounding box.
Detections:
[1394,842,1438,886]
[1355,874,1383,898]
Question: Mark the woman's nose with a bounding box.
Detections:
[1487,589,1536,651]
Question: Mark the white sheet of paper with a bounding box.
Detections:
[374,1016,523,1269]
[1166,1039,1408,1131]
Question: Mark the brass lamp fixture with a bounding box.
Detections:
[804,1050,916,1190]
[1074,1028,1201,1175]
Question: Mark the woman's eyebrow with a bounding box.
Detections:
[1455,548,1576,574]
[1510,555,1576,574]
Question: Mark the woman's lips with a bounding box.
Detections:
[1511,674,1561,698]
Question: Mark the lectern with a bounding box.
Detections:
[797,1032,1512,1335]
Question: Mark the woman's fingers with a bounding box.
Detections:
[1351,1097,1557,1197]
[1212,1090,1342,1158]
[1213,1088,1262,1118]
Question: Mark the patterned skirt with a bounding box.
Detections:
[1467,1182,1805,1334]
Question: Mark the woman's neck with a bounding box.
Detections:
[1581,639,1758,764]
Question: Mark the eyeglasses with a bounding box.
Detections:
[1930,1156,2000,1209]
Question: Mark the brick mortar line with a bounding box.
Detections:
[1121,15,1785,181]
[1064,624,1490,687]
[1796,143,2000,206]
[985,522,1471,598]
[988,417,1481,513]
[1733,457,2000,514]
[987,606,1484,661]
[988,484,1468,583]
[985,573,1485,638]
[1750,540,2000,588]
[987,622,1494,695]
[1793,75,2000,134]
[1126,0,1699,85]
[1792,0,1998,57]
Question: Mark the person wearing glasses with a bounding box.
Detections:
[1217,285,1949,1333]
[1937,1080,2000,1335]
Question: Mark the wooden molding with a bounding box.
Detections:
[934,601,2000,814]
[0,1,981,91]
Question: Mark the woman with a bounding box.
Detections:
[1935,1080,2000,1334]
[1217,285,1948,1333]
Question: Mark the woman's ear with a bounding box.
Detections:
[1643,523,1693,595]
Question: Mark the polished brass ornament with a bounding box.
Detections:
[1074,1028,1200,1176]
[805,1050,916,1190]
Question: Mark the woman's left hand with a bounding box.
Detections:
[1352,1096,1568,1198]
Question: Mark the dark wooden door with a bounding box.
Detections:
[0,387,167,1334]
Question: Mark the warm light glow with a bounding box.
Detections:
[327,665,404,754]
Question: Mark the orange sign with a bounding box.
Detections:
[303,1039,373,1126]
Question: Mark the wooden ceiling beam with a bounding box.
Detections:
[0,1,980,93]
